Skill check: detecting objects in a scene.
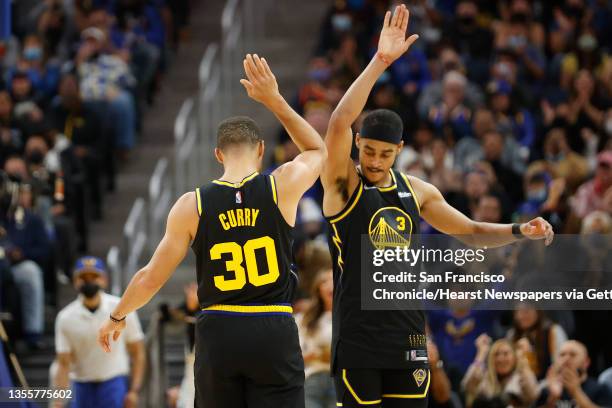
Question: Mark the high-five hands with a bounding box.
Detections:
[521,216,555,246]
[377,4,419,65]
[240,54,281,107]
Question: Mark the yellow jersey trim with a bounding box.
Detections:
[342,369,382,405]
[336,404,343,407]
[377,170,398,192]
[329,180,363,224]
[213,172,259,188]
[400,173,421,215]
[381,370,431,399]
[270,175,278,205]
[202,304,293,314]
[330,223,344,273]
[195,187,202,216]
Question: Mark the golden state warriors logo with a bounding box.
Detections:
[368,207,413,250]
[413,368,427,387]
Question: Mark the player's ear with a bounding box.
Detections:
[214,147,224,164]
[355,133,361,148]
[257,140,265,159]
[397,140,404,154]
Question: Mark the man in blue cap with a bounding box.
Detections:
[52,256,144,408]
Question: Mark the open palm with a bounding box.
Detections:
[377,4,418,63]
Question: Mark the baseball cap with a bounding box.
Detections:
[74,256,106,276]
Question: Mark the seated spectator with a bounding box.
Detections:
[481,130,524,202]
[428,71,473,141]
[426,137,462,194]
[51,73,107,217]
[9,70,46,136]
[8,34,62,101]
[506,304,568,380]
[443,0,494,83]
[418,46,485,118]
[571,151,612,219]
[487,79,536,150]
[75,26,136,153]
[462,335,539,408]
[542,127,589,192]
[537,340,612,407]
[297,269,334,408]
[567,70,607,146]
[0,173,50,349]
[395,121,434,176]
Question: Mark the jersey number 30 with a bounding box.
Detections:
[209,236,280,291]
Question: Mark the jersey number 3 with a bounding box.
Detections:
[209,236,280,291]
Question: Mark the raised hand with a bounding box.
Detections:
[520,216,554,246]
[240,54,281,107]
[377,4,419,65]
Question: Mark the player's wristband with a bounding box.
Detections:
[375,51,392,66]
[512,223,524,239]
[109,313,126,323]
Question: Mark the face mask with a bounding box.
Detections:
[26,149,45,165]
[508,35,527,50]
[80,281,100,298]
[578,34,597,51]
[510,12,529,23]
[458,15,475,26]
[308,67,331,82]
[23,47,42,61]
[527,188,547,203]
[332,14,352,32]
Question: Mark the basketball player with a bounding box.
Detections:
[98,54,327,408]
[320,5,554,407]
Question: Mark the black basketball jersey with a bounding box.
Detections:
[326,169,426,370]
[191,172,297,310]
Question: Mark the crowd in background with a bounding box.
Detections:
[277,0,612,407]
[0,0,190,350]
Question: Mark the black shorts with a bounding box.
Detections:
[194,313,305,408]
[334,366,430,408]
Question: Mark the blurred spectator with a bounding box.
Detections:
[418,47,484,118]
[53,257,145,408]
[462,335,539,408]
[487,79,536,151]
[0,170,49,349]
[541,127,589,192]
[51,73,106,218]
[443,0,494,82]
[427,71,472,141]
[75,26,136,152]
[297,269,334,408]
[571,151,612,219]
[481,130,523,202]
[537,340,612,407]
[506,304,568,380]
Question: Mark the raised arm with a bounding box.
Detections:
[97,192,198,352]
[240,54,327,225]
[408,175,554,247]
[321,5,418,214]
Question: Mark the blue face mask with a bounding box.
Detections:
[332,14,352,32]
[24,46,42,61]
[308,67,331,83]
[527,188,547,203]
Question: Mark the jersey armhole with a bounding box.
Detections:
[325,178,363,224]
[400,173,421,215]
[195,187,203,216]
[269,175,278,205]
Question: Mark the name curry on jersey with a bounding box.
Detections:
[218,208,260,231]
